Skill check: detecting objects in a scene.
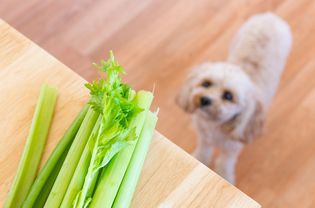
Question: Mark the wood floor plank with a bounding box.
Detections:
[61,0,151,55]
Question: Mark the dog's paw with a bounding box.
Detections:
[224,173,236,185]
[215,167,236,184]
[192,151,208,165]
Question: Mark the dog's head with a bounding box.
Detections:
[176,62,265,143]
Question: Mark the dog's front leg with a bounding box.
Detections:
[214,143,243,184]
[192,137,213,166]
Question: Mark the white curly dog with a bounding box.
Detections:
[176,13,292,184]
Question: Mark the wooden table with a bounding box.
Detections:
[0,20,260,208]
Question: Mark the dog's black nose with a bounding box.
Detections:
[200,96,212,107]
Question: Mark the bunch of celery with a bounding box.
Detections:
[5,51,157,208]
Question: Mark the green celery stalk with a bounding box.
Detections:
[113,112,157,208]
[32,143,69,208]
[22,105,89,208]
[132,91,154,137]
[60,116,102,208]
[44,107,98,208]
[4,84,58,208]
[89,91,153,208]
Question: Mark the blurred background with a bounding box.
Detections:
[2,0,315,207]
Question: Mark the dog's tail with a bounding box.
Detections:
[228,12,292,105]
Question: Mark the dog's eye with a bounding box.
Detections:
[201,80,212,88]
[222,90,233,102]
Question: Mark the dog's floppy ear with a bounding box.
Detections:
[222,94,265,143]
[176,77,194,113]
[175,70,199,113]
[241,97,265,143]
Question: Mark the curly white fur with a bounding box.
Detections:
[176,13,292,184]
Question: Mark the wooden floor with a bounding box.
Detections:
[1,0,315,207]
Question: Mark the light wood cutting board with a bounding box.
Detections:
[0,19,260,208]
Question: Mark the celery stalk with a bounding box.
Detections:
[60,116,101,208]
[44,107,98,208]
[22,105,88,207]
[131,91,154,137]
[113,112,157,208]
[89,91,153,208]
[4,84,58,208]
[32,144,69,208]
